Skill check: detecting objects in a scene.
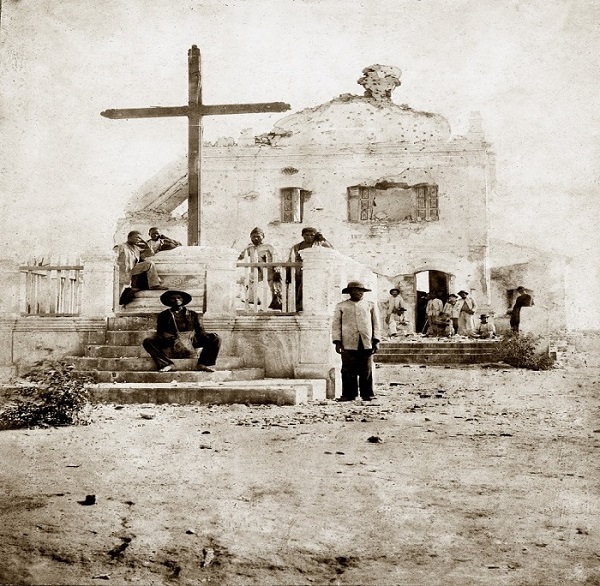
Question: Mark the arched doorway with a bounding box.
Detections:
[414,270,453,334]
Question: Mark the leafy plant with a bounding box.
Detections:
[497,332,555,371]
[0,361,96,430]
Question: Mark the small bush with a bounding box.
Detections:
[497,332,555,371]
[0,361,96,430]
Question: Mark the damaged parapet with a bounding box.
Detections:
[255,64,451,147]
[358,64,403,104]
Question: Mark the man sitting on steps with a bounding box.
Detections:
[114,230,166,291]
[143,290,221,373]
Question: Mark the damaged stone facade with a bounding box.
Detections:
[120,65,500,329]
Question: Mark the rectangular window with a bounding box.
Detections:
[347,186,375,221]
[349,184,439,222]
[281,188,309,223]
[416,185,439,221]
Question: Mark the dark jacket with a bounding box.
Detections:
[156,308,205,340]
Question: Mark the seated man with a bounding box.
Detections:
[114,230,164,290]
[473,314,496,339]
[146,227,182,255]
[429,312,453,337]
[142,290,221,373]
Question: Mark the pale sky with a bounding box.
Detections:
[1,0,598,258]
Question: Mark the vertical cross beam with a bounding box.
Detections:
[188,46,202,246]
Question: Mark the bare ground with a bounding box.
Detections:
[0,365,599,586]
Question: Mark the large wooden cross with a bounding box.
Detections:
[101,45,290,246]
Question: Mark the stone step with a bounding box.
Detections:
[89,378,326,406]
[85,345,245,366]
[106,331,163,345]
[75,367,264,384]
[118,288,205,316]
[375,353,496,364]
[68,356,244,371]
[377,348,498,356]
[107,316,157,331]
[380,342,499,349]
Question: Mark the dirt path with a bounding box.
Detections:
[0,365,599,585]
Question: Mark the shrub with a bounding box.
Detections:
[497,332,555,371]
[0,361,96,430]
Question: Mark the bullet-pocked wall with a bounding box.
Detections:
[120,67,494,308]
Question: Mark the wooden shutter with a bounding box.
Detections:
[428,185,439,220]
[416,186,427,220]
[281,188,303,222]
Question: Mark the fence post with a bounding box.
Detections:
[80,250,115,317]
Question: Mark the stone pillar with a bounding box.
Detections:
[202,247,238,318]
[299,247,343,316]
[80,250,115,317]
[0,259,21,316]
[0,318,16,381]
[296,248,352,399]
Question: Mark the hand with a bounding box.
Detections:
[334,342,344,354]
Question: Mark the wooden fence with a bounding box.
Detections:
[20,257,83,316]
[236,261,301,314]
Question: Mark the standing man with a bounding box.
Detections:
[114,230,164,290]
[424,292,443,335]
[143,290,221,373]
[289,227,333,311]
[385,287,407,337]
[332,281,381,402]
[457,290,477,336]
[238,227,277,308]
[509,286,533,332]
[443,293,461,335]
[146,227,182,255]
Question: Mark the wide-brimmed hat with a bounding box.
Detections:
[389,288,400,295]
[458,290,469,296]
[480,314,489,319]
[342,280,371,294]
[448,293,458,299]
[160,290,192,306]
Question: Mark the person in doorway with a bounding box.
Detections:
[385,288,407,337]
[443,293,461,335]
[332,281,381,402]
[114,230,165,291]
[457,290,477,335]
[288,227,333,311]
[424,292,443,334]
[473,314,496,339]
[509,286,533,333]
[238,227,279,309]
[146,227,182,255]
[142,290,221,373]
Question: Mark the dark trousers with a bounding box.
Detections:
[340,342,374,400]
[143,333,221,369]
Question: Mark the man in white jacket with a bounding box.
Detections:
[332,281,381,402]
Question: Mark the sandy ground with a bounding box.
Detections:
[0,364,599,586]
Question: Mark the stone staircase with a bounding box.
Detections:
[67,316,325,405]
[375,339,500,365]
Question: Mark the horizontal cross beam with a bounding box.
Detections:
[101,101,290,120]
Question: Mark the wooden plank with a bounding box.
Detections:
[200,102,290,116]
[100,106,188,119]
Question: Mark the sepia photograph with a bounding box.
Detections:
[0,1,598,584]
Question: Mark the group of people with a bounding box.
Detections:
[384,288,496,339]
[114,227,182,293]
[237,226,333,311]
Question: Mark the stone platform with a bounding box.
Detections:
[375,339,500,365]
[90,379,326,405]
